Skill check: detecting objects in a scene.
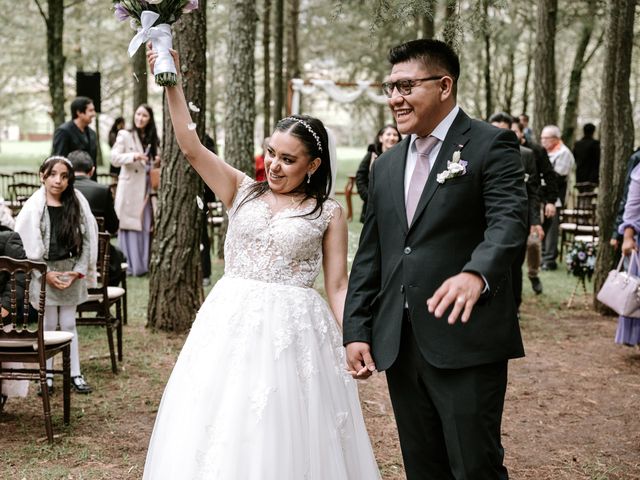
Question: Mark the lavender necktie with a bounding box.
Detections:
[406,135,439,224]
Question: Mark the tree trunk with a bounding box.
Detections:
[132,47,148,111]
[272,0,284,126]
[482,0,492,120]
[147,3,207,333]
[421,0,436,38]
[38,0,66,128]
[442,0,459,52]
[503,46,515,114]
[593,0,636,309]
[533,0,557,137]
[521,31,533,116]
[262,0,272,139]
[286,0,300,78]
[225,0,258,175]
[560,0,598,147]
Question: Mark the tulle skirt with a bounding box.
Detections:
[143,276,380,480]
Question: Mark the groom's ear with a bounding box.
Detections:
[439,76,455,101]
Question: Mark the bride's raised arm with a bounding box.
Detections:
[147,43,245,208]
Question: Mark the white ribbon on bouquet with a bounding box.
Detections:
[127,11,176,77]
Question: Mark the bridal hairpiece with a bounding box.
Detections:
[288,117,323,153]
[45,155,73,168]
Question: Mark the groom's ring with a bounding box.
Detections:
[456,296,466,304]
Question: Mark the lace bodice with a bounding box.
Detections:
[223,177,340,288]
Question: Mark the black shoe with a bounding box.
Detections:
[541,262,557,271]
[37,378,54,396]
[72,375,92,394]
[0,393,7,412]
[530,276,543,294]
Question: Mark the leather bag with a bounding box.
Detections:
[597,251,640,317]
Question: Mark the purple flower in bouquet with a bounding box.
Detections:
[114,3,131,21]
[183,0,198,13]
[113,0,199,86]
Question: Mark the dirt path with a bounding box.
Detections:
[2,298,639,479]
[357,300,640,480]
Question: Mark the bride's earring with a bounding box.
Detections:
[307,172,312,184]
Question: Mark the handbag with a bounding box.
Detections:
[149,167,161,190]
[597,251,640,316]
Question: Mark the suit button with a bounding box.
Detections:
[404,247,412,254]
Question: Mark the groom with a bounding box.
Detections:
[344,39,527,479]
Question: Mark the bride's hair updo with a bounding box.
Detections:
[237,114,333,218]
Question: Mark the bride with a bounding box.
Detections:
[142,46,380,479]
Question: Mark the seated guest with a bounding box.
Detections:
[69,150,125,286]
[0,224,29,405]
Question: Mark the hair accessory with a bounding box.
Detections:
[44,155,73,168]
[287,117,323,153]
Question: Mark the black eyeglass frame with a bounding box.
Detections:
[381,76,446,98]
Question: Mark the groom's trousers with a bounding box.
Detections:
[385,312,510,480]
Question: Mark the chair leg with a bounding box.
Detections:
[121,273,128,325]
[63,345,71,426]
[116,302,123,362]
[105,317,118,374]
[39,368,54,443]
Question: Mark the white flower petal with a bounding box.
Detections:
[196,195,204,210]
[452,151,461,163]
[187,122,197,131]
[188,101,200,112]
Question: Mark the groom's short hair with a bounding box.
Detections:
[388,39,460,93]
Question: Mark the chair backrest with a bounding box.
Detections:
[12,171,40,186]
[92,233,112,291]
[8,183,39,202]
[0,256,47,349]
[0,173,12,200]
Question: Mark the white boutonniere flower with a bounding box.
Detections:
[436,148,468,184]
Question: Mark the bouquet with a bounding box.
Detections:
[113,0,199,86]
[565,240,597,280]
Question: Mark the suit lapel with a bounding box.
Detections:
[388,137,411,232]
[409,109,472,229]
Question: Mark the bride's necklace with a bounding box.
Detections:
[269,190,304,211]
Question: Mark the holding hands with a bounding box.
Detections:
[346,342,376,379]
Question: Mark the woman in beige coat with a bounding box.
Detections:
[111,104,160,276]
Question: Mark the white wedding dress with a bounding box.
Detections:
[143,177,380,479]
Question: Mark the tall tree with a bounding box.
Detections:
[132,47,148,111]
[442,0,459,51]
[225,0,258,174]
[421,0,436,38]
[262,0,272,138]
[147,3,207,332]
[285,0,300,114]
[560,0,600,147]
[521,29,534,116]
[481,0,492,119]
[533,0,558,136]
[35,0,65,127]
[593,0,636,306]
[272,0,284,124]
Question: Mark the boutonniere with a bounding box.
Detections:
[436,146,468,184]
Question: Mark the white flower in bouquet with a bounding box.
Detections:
[113,0,199,86]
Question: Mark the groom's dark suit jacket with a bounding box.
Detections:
[344,109,527,371]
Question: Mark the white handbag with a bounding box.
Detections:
[597,251,640,317]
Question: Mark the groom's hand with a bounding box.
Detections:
[427,272,484,325]
[345,342,376,379]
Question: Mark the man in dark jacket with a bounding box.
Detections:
[573,123,600,185]
[69,150,124,286]
[52,97,98,179]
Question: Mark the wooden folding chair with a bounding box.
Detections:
[76,233,124,374]
[0,256,73,443]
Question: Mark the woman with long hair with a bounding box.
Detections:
[110,104,160,276]
[142,46,380,479]
[355,124,401,222]
[15,156,98,393]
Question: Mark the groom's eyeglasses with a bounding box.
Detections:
[381,76,445,98]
